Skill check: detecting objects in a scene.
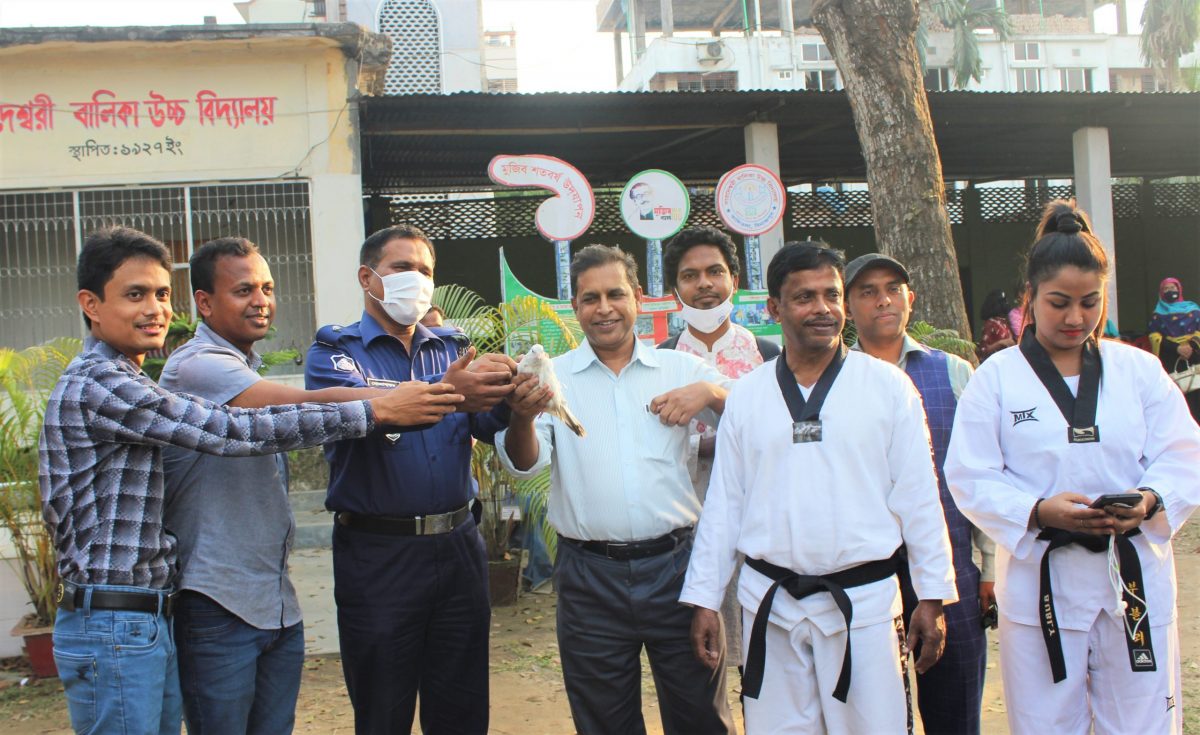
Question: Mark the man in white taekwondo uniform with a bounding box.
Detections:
[681,241,957,734]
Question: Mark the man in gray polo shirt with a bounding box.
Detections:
[160,237,389,735]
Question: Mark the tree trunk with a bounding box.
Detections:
[812,0,971,337]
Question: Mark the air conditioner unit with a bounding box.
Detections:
[698,41,726,62]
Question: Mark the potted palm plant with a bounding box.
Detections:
[433,286,577,606]
[0,338,80,677]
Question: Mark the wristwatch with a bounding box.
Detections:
[1139,487,1165,520]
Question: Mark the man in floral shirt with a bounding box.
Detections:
[659,226,780,667]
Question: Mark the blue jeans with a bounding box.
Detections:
[52,584,181,735]
[174,591,304,735]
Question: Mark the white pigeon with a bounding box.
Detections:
[517,344,586,437]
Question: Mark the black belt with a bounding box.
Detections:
[335,504,472,536]
[743,550,903,703]
[560,527,692,561]
[1037,528,1155,683]
[55,580,177,617]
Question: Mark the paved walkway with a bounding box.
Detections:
[290,548,340,656]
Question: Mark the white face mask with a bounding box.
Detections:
[369,269,434,325]
[676,290,734,334]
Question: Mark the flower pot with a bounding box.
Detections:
[488,557,521,607]
[11,614,57,678]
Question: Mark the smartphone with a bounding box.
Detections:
[1090,492,1144,510]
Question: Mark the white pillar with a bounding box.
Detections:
[309,173,367,329]
[743,121,785,272]
[1072,127,1118,327]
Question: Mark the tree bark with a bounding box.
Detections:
[813,0,971,337]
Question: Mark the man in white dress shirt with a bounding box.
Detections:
[681,241,957,734]
[498,244,736,735]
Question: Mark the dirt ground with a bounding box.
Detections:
[4,528,1200,734]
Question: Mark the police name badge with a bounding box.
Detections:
[792,420,822,444]
[366,378,402,388]
[1068,425,1099,444]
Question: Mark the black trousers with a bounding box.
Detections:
[555,535,736,735]
[333,518,490,735]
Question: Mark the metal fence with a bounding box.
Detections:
[0,181,315,367]
[383,181,1200,239]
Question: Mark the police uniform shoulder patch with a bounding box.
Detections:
[331,354,359,373]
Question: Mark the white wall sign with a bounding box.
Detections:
[619,169,690,241]
[715,164,786,236]
[488,154,595,242]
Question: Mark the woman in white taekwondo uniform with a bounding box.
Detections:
[945,201,1200,734]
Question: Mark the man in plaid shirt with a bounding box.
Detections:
[39,227,463,735]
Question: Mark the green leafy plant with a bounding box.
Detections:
[843,319,977,365]
[907,320,979,365]
[918,1,1012,88]
[142,314,302,381]
[432,285,579,562]
[0,338,82,627]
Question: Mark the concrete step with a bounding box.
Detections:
[289,489,328,514]
[289,489,332,550]
[293,516,333,550]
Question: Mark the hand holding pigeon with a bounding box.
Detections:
[515,345,586,437]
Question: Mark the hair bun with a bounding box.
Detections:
[1055,212,1083,234]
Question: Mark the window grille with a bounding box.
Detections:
[0,192,78,349]
[377,0,443,95]
[78,187,192,317]
[0,182,315,371]
[189,182,316,363]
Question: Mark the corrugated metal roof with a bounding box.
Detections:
[360,89,1200,190]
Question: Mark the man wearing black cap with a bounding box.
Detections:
[844,252,995,735]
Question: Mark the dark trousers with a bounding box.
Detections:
[175,591,304,735]
[333,518,490,735]
[899,563,987,735]
[555,535,736,735]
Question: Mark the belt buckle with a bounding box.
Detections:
[163,591,178,617]
[420,513,454,535]
[605,542,630,559]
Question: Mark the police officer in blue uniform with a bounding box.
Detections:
[306,224,515,735]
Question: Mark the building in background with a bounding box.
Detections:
[484,28,519,92]
[239,0,492,93]
[0,24,389,355]
[597,0,1187,93]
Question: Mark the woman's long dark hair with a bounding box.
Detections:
[1020,199,1110,342]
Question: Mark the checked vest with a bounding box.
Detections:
[904,347,981,608]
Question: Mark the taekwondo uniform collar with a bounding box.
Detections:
[569,335,661,374]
